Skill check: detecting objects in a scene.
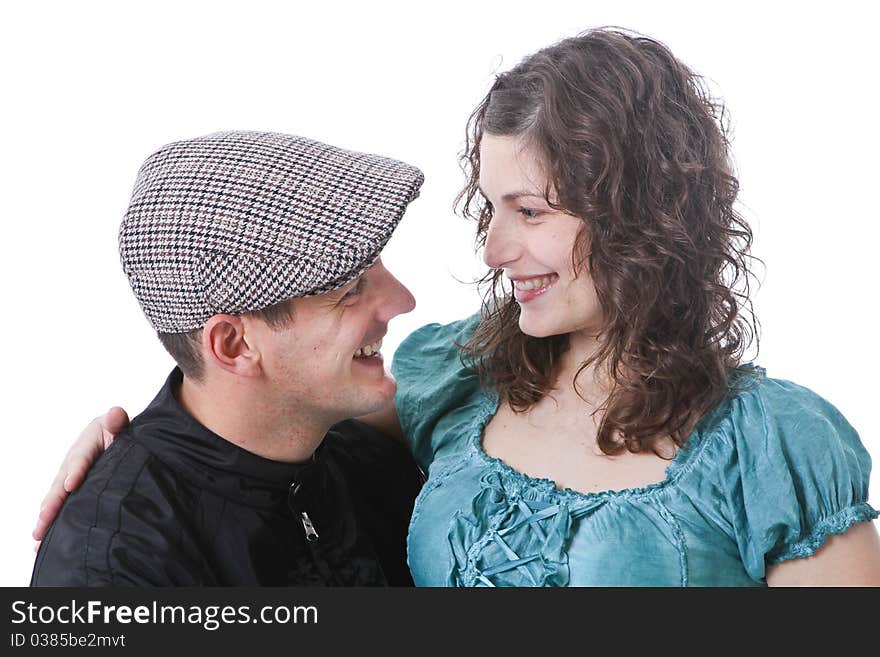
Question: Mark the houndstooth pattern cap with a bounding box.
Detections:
[119,131,424,333]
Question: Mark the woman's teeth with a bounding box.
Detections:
[354,339,382,358]
[512,274,557,291]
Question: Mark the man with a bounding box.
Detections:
[31,131,425,586]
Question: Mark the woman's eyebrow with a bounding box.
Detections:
[478,185,546,203]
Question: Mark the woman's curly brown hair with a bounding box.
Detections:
[456,28,760,457]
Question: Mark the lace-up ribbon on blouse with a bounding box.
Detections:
[447,471,609,587]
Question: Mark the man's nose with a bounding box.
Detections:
[482,212,519,270]
[375,265,416,322]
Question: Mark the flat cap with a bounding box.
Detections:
[119,131,424,333]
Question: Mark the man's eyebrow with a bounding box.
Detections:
[477,185,547,203]
[326,276,361,298]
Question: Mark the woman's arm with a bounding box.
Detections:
[766,520,880,586]
[33,401,404,542]
[32,407,129,542]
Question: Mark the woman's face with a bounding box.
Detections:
[479,134,603,338]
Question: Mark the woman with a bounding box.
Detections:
[34,28,880,585]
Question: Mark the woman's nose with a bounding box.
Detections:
[483,212,519,269]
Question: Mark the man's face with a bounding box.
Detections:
[245,258,415,424]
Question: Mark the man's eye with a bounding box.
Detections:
[343,279,365,299]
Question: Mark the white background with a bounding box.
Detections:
[1,1,877,585]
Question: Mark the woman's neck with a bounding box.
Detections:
[562,326,605,373]
[546,328,610,411]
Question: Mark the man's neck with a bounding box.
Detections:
[176,375,329,464]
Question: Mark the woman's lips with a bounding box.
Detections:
[511,273,559,303]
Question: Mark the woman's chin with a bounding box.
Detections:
[518,314,601,340]
[518,316,562,339]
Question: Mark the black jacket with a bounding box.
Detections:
[31,369,424,586]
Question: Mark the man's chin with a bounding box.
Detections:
[347,377,397,417]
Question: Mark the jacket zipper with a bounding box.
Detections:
[300,511,319,541]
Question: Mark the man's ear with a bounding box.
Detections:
[201,315,262,377]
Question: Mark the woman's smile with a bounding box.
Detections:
[509,273,559,303]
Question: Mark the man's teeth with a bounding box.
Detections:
[354,339,382,358]
[512,274,557,291]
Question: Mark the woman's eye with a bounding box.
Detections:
[518,207,543,219]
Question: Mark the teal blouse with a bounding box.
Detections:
[391,314,878,587]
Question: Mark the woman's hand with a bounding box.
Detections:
[32,407,130,543]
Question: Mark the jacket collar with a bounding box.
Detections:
[129,368,327,508]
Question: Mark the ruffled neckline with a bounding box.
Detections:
[467,365,764,503]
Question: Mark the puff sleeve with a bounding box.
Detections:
[391,314,483,473]
[715,374,878,582]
